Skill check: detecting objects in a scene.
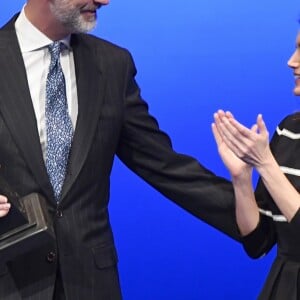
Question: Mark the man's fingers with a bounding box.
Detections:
[0,195,10,217]
[0,203,10,210]
[0,195,8,203]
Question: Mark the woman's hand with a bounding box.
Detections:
[214,110,272,170]
[212,111,252,179]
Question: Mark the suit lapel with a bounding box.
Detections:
[60,34,107,200]
[0,19,106,202]
[0,20,54,201]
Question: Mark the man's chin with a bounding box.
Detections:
[66,20,97,34]
[77,19,97,32]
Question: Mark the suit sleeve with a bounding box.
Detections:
[116,50,241,241]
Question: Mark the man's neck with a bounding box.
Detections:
[24,3,70,41]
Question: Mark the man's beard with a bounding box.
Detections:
[50,0,97,33]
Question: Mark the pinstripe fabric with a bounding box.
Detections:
[0,14,239,300]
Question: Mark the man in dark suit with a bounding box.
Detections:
[0,0,239,299]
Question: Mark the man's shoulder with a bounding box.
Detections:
[0,14,18,31]
[72,33,130,57]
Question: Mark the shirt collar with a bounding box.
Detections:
[15,5,71,53]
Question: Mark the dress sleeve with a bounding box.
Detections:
[290,207,300,226]
[241,213,274,258]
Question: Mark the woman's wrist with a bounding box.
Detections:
[231,167,252,184]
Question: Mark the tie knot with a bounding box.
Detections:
[48,41,63,61]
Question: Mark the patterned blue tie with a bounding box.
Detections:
[46,41,73,201]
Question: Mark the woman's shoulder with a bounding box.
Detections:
[277,112,300,133]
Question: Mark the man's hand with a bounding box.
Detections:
[0,195,10,217]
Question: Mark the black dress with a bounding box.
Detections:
[243,113,300,299]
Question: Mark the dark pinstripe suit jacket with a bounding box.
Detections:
[0,15,240,299]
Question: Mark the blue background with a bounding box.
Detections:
[1,1,299,299]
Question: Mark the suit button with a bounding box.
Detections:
[56,210,63,218]
[46,251,56,263]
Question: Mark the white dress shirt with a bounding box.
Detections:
[15,7,78,158]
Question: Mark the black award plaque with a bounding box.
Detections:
[0,179,54,261]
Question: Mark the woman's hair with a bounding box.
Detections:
[293,18,300,119]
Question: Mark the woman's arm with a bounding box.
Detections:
[212,116,259,236]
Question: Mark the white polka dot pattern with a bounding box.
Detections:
[46,42,73,201]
